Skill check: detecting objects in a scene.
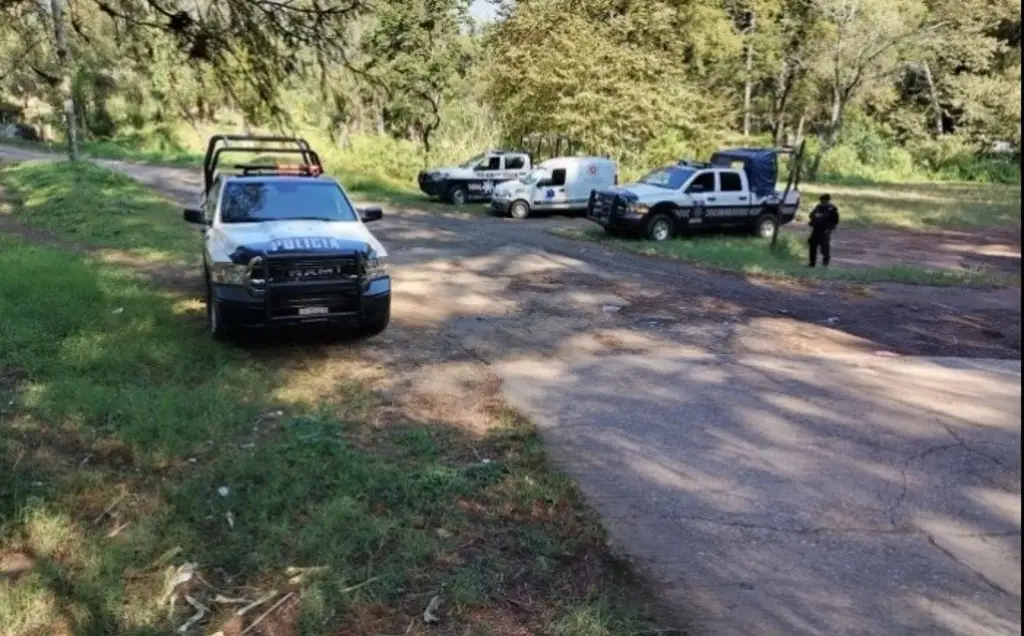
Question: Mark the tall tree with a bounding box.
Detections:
[361,0,473,155]
[808,0,940,177]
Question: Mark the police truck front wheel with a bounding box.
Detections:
[447,185,468,206]
[509,200,530,220]
[753,213,779,239]
[205,280,232,340]
[358,310,390,338]
[645,214,674,242]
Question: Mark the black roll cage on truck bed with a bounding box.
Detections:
[201,134,325,195]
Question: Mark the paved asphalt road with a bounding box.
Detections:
[2,145,1021,635]
[500,353,1021,635]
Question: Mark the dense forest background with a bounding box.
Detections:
[1,0,1020,184]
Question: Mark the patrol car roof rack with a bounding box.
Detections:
[202,134,323,195]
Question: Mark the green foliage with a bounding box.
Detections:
[1,0,1018,184]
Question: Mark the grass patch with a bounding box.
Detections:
[0,167,666,634]
[553,226,1018,287]
[0,135,473,215]
[801,181,1021,230]
[0,161,197,264]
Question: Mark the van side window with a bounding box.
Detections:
[505,155,526,170]
[486,156,502,171]
[550,168,567,187]
[719,171,743,192]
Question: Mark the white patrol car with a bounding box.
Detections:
[417,149,532,205]
[183,134,391,339]
[587,147,802,241]
[490,156,618,219]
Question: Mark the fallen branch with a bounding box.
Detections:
[106,521,130,538]
[340,575,379,594]
[93,492,127,524]
[236,589,278,617]
[241,591,295,635]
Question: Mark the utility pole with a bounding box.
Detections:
[50,0,79,161]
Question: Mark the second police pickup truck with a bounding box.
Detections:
[417,148,532,205]
[586,147,803,241]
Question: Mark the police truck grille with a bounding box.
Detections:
[591,193,615,220]
[267,257,360,283]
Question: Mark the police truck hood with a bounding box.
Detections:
[598,183,674,202]
[214,219,388,263]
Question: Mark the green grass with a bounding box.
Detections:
[801,182,1022,230]
[553,227,1019,287]
[0,161,198,263]
[0,166,666,635]
[0,133,476,215]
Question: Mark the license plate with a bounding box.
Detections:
[299,306,329,316]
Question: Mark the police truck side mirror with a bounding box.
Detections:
[183,208,207,225]
[359,206,383,223]
[687,184,705,194]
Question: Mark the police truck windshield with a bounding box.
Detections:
[220,180,359,223]
[459,153,487,168]
[639,166,694,190]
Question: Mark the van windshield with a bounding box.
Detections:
[521,169,550,185]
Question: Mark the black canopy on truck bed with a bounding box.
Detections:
[709,148,779,198]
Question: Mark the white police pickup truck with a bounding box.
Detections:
[417,149,532,205]
[587,147,802,241]
[183,134,391,340]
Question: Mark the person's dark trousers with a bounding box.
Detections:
[808,230,831,267]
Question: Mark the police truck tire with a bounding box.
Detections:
[645,213,674,242]
[753,212,779,239]
[358,310,390,338]
[205,278,232,341]
[509,200,530,220]
[447,185,468,206]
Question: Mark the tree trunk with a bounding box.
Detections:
[921,62,944,135]
[743,12,756,137]
[50,0,78,161]
[810,90,843,180]
[771,60,794,146]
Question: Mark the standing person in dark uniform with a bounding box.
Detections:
[807,194,840,267]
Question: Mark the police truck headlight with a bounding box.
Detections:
[624,203,649,218]
[365,254,389,280]
[209,262,249,286]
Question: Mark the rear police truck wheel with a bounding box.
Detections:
[754,213,779,239]
[447,185,468,206]
[645,213,673,242]
[509,200,530,220]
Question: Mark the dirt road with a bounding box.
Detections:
[1,146,1021,635]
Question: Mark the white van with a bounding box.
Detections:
[489,156,618,219]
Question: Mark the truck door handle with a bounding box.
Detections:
[706,197,717,202]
